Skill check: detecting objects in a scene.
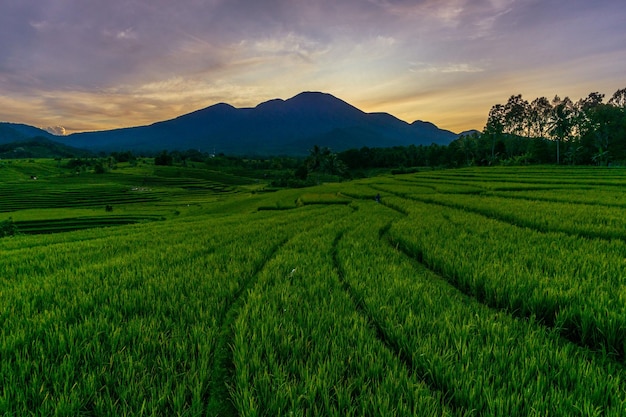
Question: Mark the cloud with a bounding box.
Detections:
[251,32,329,62]
[375,36,396,47]
[410,62,485,73]
[29,20,51,32]
[1,0,626,134]
[107,28,138,41]
[45,126,66,136]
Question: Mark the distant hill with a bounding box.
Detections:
[0,136,93,159]
[54,92,459,155]
[457,129,482,137]
[0,123,57,145]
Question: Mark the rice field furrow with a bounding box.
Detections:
[5,161,626,415]
[331,229,412,367]
[372,183,626,242]
[231,210,454,416]
[336,202,626,415]
[381,195,626,362]
[330,228,464,414]
[206,236,289,417]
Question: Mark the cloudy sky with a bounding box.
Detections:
[1,0,625,135]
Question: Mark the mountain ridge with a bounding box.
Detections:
[3,92,461,156]
[0,123,56,145]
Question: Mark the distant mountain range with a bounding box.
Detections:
[2,92,465,156]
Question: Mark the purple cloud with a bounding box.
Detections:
[1,0,625,133]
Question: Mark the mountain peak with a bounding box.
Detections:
[289,91,351,105]
[292,91,334,99]
[43,91,458,155]
[282,91,365,118]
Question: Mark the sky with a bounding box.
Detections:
[1,0,625,135]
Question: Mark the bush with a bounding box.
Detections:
[0,217,19,237]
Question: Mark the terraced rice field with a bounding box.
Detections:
[2,163,626,415]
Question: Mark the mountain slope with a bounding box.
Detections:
[0,136,93,159]
[0,123,56,145]
[56,92,458,155]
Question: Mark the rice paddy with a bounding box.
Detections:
[2,160,626,415]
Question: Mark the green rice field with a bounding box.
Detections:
[2,160,626,416]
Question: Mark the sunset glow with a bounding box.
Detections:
[1,0,625,135]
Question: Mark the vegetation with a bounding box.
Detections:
[477,87,626,166]
[2,160,626,415]
[4,86,624,177]
[0,217,18,237]
[0,136,93,159]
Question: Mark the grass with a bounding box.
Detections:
[2,162,626,415]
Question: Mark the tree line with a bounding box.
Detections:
[338,87,626,169]
[57,86,626,187]
[480,87,626,166]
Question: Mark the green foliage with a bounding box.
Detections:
[154,150,173,166]
[0,136,92,159]
[0,217,18,237]
[478,88,626,165]
[306,145,347,176]
[3,164,626,415]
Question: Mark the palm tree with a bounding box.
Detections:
[321,152,347,175]
[548,96,574,164]
[306,145,331,171]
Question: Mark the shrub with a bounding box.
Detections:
[0,218,19,237]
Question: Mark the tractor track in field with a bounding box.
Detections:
[205,236,289,417]
[331,230,411,364]
[375,186,626,243]
[380,222,626,366]
[340,187,410,216]
[330,229,462,413]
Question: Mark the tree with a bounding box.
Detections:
[154,150,173,166]
[608,87,626,108]
[306,145,331,171]
[294,164,309,180]
[484,104,506,160]
[0,217,18,237]
[592,147,610,166]
[503,94,530,136]
[479,88,626,165]
[529,97,552,139]
[305,145,347,177]
[548,96,574,164]
[457,134,478,166]
[93,162,107,174]
[321,152,347,176]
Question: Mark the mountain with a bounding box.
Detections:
[457,129,482,137]
[53,92,458,155]
[0,123,56,145]
[0,136,93,159]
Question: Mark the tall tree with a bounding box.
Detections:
[574,92,605,163]
[504,94,530,136]
[529,97,552,139]
[549,96,574,164]
[306,145,331,171]
[321,152,347,175]
[484,104,506,160]
[608,88,626,108]
[458,133,478,166]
